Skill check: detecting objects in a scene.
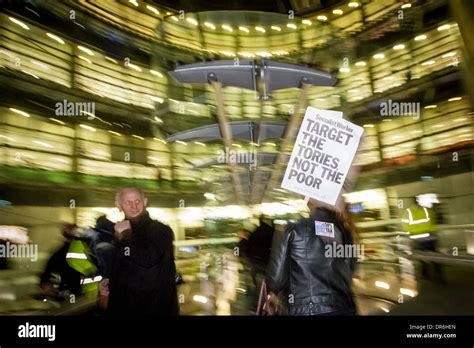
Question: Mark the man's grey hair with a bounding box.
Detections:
[115,187,146,204]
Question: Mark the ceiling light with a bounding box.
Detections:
[78,45,94,56]
[401,3,412,9]
[393,44,405,50]
[222,24,233,32]
[373,53,385,59]
[400,288,416,297]
[421,60,435,66]
[148,95,164,103]
[339,67,350,73]
[442,51,456,58]
[33,140,53,148]
[194,141,206,146]
[142,102,154,109]
[424,105,437,109]
[437,24,450,31]
[171,16,178,21]
[287,23,297,29]
[375,281,390,289]
[108,130,121,136]
[448,97,462,102]
[220,51,236,57]
[348,2,360,7]
[9,108,30,117]
[9,17,30,30]
[255,26,265,33]
[146,5,160,15]
[355,61,366,67]
[132,134,144,140]
[78,56,92,64]
[127,63,142,72]
[302,19,312,25]
[129,0,138,7]
[204,193,216,200]
[46,33,65,44]
[333,9,343,15]
[22,70,39,79]
[150,70,163,78]
[204,22,215,30]
[80,124,96,132]
[176,140,187,145]
[239,26,249,33]
[271,26,281,31]
[317,15,328,21]
[414,34,427,41]
[363,124,374,128]
[105,56,118,64]
[52,157,69,164]
[193,295,208,304]
[238,52,255,58]
[49,117,65,125]
[153,137,167,144]
[186,18,198,26]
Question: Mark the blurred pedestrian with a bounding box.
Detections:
[39,223,82,297]
[402,196,443,281]
[246,216,274,308]
[265,199,358,315]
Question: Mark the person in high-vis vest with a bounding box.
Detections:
[66,238,101,295]
[40,223,82,298]
[401,197,443,280]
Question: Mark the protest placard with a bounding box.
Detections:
[281,107,364,205]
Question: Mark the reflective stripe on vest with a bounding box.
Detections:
[401,207,430,225]
[66,240,97,276]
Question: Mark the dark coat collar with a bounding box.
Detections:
[129,210,153,231]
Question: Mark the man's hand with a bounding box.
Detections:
[114,220,131,240]
[98,278,109,311]
[263,291,280,315]
[39,282,57,297]
[99,278,110,297]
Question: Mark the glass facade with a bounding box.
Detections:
[0,0,473,316]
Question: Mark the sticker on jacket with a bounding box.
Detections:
[315,221,335,238]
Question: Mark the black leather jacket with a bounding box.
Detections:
[266,208,357,315]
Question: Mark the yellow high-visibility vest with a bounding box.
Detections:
[401,205,437,236]
[66,240,99,293]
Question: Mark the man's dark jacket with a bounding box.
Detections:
[266,208,356,315]
[107,211,179,316]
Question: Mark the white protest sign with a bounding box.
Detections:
[281,107,364,205]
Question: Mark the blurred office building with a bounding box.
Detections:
[0,0,473,315]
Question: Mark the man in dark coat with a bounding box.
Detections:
[103,187,179,316]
